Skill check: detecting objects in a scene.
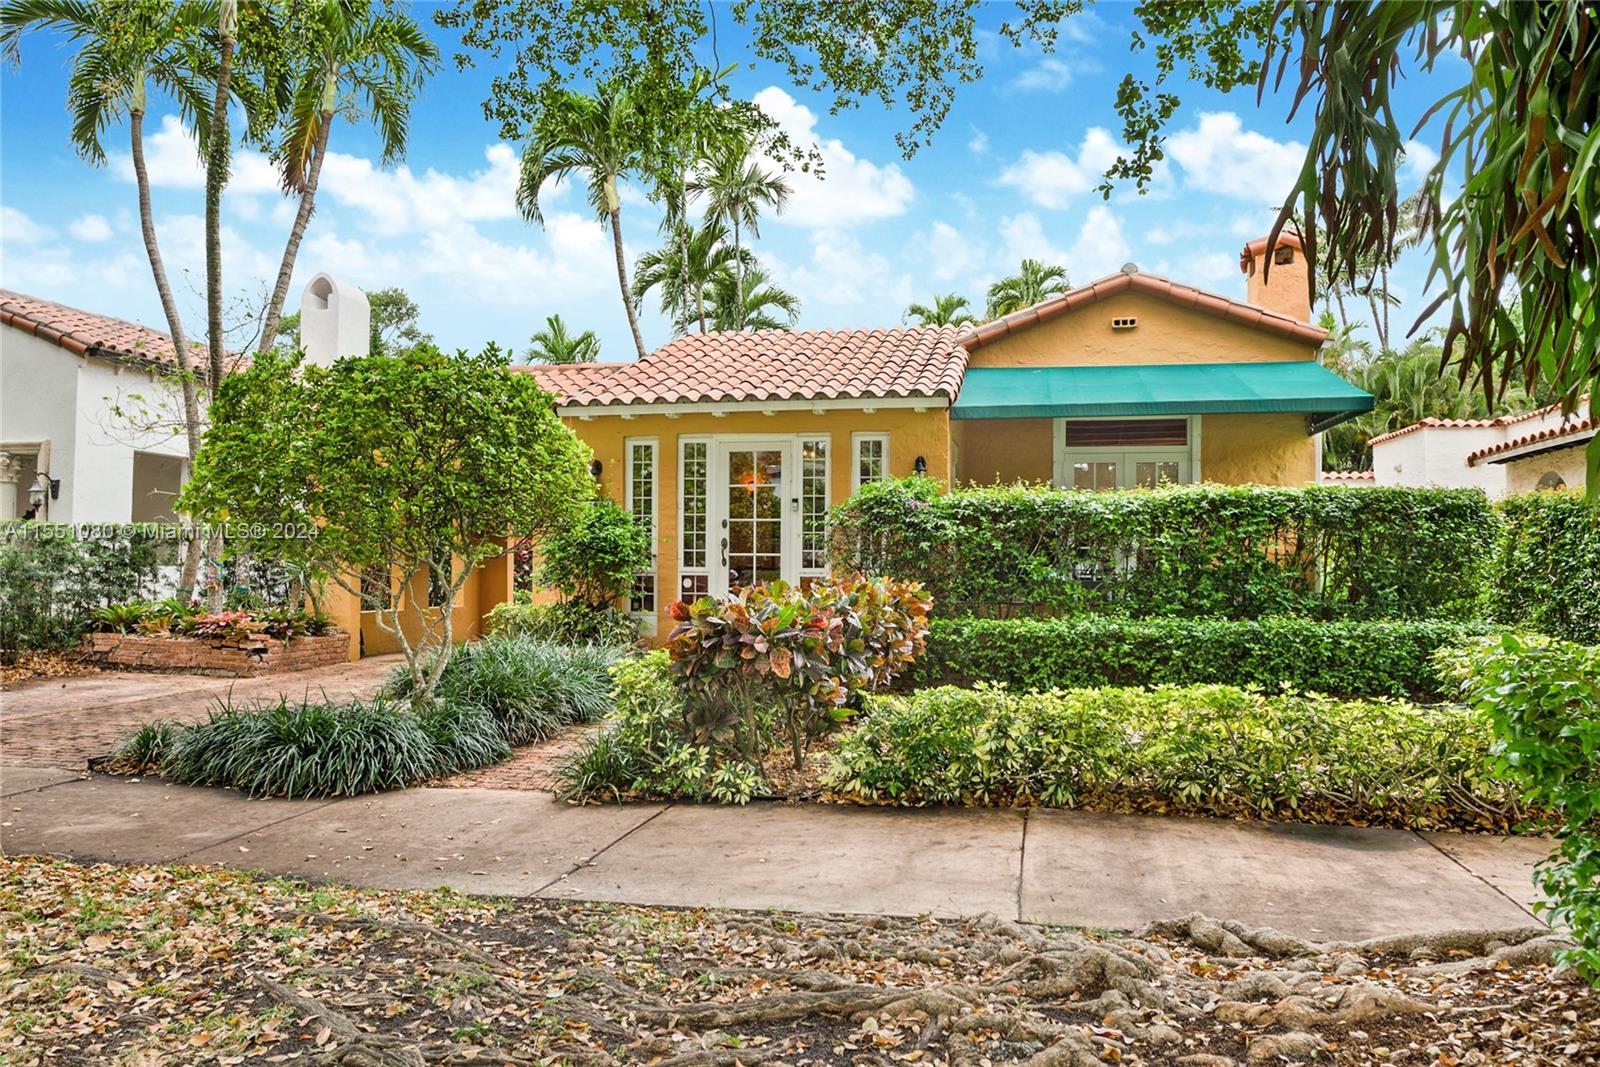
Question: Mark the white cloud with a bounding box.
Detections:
[996,212,1069,269]
[968,128,990,156]
[111,114,279,195]
[1402,139,1440,184]
[315,142,526,237]
[996,128,1121,210]
[2,206,54,245]
[1012,58,1074,92]
[69,214,113,242]
[774,228,913,319]
[1065,205,1131,281]
[1166,112,1305,206]
[918,220,983,284]
[752,86,915,227]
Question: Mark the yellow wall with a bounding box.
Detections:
[967,291,1317,368]
[568,406,950,638]
[1200,413,1318,486]
[953,417,1054,485]
[324,549,508,661]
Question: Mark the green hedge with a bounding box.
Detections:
[0,521,167,657]
[828,479,1494,621]
[1491,491,1600,645]
[824,684,1530,830]
[915,616,1488,699]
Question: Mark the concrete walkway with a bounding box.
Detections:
[0,765,1552,941]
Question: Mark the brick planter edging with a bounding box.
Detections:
[83,632,349,678]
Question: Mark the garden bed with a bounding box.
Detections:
[83,631,348,677]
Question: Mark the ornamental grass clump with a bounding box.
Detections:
[824,683,1530,831]
[417,701,512,776]
[162,697,440,799]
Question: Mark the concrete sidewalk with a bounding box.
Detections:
[0,766,1552,940]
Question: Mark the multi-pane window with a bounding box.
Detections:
[626,439,657,615]
[1059,418,1193,490]
[800,438,829,572]
[854,433,889,488]
[679,440,709,600]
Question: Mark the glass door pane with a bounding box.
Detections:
[1072,460,1118,491]
[1127,452,1188,488]
[724,447,785,592]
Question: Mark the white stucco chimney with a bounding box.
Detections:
[299,273,370,367]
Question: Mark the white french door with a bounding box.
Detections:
[710,439,796,597]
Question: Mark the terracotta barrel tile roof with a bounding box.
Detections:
[1367,417,1507,447]
[0,288,223,373]
[959,267,1329,350]
[526,327,969,409]
[1466,410,1596,466]
[1320,469,1375,482]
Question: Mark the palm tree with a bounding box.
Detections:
[2,0,219,589]
[905,293,978,327]
[704,265,800,332]
[257,1,438,351]
[985,259,1070,318]
[633,220,751,334]
[692,138,790,330]
[518,86,649,359]
[526,315,601,364]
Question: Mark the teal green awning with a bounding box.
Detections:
[951,362,1374,421]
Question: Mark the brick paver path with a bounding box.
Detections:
[0,657,402,770]
[431,723,601,793]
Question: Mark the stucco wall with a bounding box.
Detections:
[1200,413,1318,486]
[1370,426,1508,495]
[567,405,950,637]
[953,417,1054,484]
[1502,443,1591,495]
[323,552,505,662]
[1,327,188,523]
[965,291,1319,368]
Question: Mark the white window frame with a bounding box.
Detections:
[1052,415,1202,489]
[852,432,891,489]
[798,435,832,576]
[625,437,659,632]
[677,436,712,603]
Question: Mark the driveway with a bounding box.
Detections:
[0,656,401,769]
[0,769,1554,941]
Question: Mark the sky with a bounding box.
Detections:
[0,3,1456,359]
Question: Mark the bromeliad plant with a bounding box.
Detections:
[666,574,932,768]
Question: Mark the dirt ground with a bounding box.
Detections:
[0,854,1589,1067]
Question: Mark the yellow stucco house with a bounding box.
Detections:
[518,233,1373,639]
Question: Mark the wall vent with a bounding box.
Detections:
[1111,316,1138,330]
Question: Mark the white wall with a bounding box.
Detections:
[1503,443,1591,495]
[0,326,188,523]
[1371,425,1507,495]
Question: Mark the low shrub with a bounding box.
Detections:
[162,697,440,799]
[917,616,1488,699]
[485,597,639,647]
[537,496,653,610]
[828,478,1494,621]
[89,598,333,641]
[559,652,767,804]
[396,634,620,745]
[1452,633,1600,981]
[824,683,1529,830]
[418,702,512,776]
[667,575,932,767]
[0,521,165,658]
[109,720,186,773]
[1491,491,1600,645]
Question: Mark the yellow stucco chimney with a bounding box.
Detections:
[1239,232,1311,323]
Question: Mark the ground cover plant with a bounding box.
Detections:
[918,616,1485,699]
[828,480,1494,621]
[486,594,639,646]
[1,854,1590,1066]
[88,596,335,641]
[824,683,1530,831]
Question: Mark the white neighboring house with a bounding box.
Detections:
[0,289,222,524]
[0,276,371,524]
[1365,396,1595,498]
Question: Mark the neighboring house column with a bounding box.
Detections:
[0,452,21,520]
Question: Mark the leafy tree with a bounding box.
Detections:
[517,84,650,359]
[704,264,800,333]
[691,138,790,330]
[366,287,431,355]
[905,293,978,327]
[525,314,601,364]
[257,1,439,350]
[538,496,652,610]
[1108,2,1600,491]
[985,259,1070,319]
[632,220,751,334]
[181,346,593,707]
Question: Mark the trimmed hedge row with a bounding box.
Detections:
[828,479,1495,621]
[824,684,1530,830]
[1491,491,1600,645]
[913,617,1488,699]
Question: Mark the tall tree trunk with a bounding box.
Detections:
[731,215,744,331]
[203,3,236,609]
[131,104,204,593]
[609,202,647,359]
[259,112,334,351]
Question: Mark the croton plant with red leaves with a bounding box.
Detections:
[666,575,932,768]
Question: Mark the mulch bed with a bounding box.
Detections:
[1,854,1591,1066]
[0,650,96,687]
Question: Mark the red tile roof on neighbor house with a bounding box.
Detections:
[519,327,970,409]
[0,288,226,374]
[1367,417,1507,447]
[958,265,1329,350]
[1321,469,1375,482]
[1466,396,1595,466]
